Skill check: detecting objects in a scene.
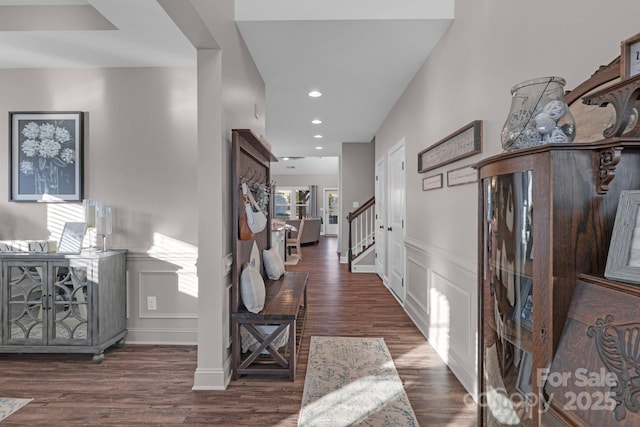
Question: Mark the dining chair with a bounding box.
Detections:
[286,217,305,260]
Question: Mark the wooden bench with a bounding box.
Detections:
[232,271,308,381]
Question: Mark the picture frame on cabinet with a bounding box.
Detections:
[605,190,640,285]
[516,350,533,396]
[9,111,84,202]
[512,276,533,331]
[57,222,87,255]
[621,32,640,80]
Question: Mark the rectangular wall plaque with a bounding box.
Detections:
[447,164,478,187]
[422,173,443,191]
[418,120,482,173]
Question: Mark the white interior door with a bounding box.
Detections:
[375,158,386,280]
[324,188,339,236]
[388,140,405,302]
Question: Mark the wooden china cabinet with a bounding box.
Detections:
[477,53,640,426]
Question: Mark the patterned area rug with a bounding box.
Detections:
[299,336,419,426]
[0,398,32,422]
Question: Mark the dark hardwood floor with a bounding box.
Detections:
[0,236,477,426]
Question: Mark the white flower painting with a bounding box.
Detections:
[10,112,83,201]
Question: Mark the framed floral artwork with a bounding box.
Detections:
[9,111,84,202]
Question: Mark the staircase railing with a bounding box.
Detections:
[347,196,375,272]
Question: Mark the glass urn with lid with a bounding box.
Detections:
[501,76,575,151]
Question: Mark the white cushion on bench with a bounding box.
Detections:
[240,263,265,313]
[262,246,285,280]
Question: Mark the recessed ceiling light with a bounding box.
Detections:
[315,146,323,150]
[314,135,323,139]
[311,119,322,125]
[308,90,322,98]
[282,157,290,160]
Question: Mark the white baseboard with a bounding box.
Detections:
[125,328,197,345]
[192,367,229,390]
[352,264,376,273]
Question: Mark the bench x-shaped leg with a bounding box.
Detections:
[239,322,291,369]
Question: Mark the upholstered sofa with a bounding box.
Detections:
[286,217,322,245]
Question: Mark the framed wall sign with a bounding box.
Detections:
[9,111,84,202]
[621,32,640,80]
[605,190,640,284]
[447,164,478,187]
[422,173,443,191]
[418,120,482,173]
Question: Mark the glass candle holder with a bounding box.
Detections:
[95,204,112,251]
[83,199,97,227]
[83,199,98,249]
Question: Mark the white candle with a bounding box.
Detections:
[96,205,112,235]
[83,199,97,227]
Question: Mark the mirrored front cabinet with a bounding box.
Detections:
[477,140,640,426]
[0,250,127,362]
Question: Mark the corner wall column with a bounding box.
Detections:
[193,47,227,390]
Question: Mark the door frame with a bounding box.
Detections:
[323,188,339,236]
[375,157,386,281]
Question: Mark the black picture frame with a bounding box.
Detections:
[9,111,84,202]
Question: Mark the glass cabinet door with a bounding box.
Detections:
[50,261,91,345]
[3,260,91,346]
[6,263,47,345]
[482,170,535,426]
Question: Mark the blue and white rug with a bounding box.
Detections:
[0,397,32,422]
[299,336,419,426]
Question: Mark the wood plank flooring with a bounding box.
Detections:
[0,237,477,426]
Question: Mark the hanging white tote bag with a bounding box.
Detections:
[242,182,268,233]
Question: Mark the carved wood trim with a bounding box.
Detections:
[593,147,622,194]
[565,57,621,106]
[587,315,640,421]
[583,74,640,138]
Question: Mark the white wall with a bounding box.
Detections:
[340,142,375,258]
[0,66,201,344]
[374,0,640,396]
[0,67,198,248]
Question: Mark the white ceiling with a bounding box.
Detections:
[0,0,453,176]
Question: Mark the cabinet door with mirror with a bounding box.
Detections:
[4,260,91,346]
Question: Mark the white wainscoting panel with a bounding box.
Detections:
[138,271,198,319]
[404,237,477,396]
[125,251,199,344]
